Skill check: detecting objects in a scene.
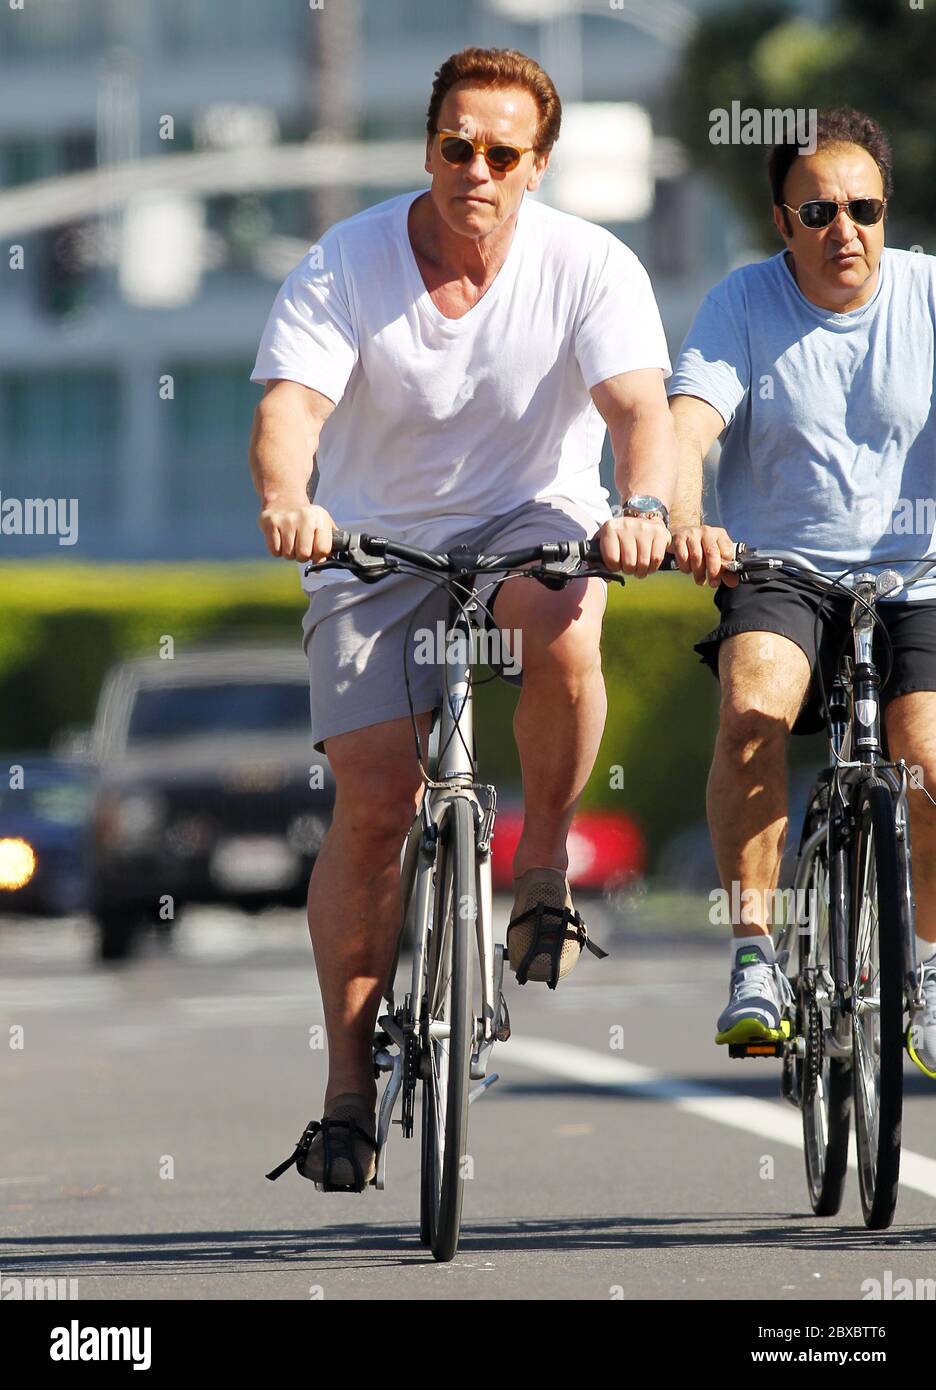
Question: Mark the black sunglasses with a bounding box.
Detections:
[782,197,887,229]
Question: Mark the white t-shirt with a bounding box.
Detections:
[250,189,671,592]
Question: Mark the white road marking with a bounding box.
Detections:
[0,978,119,1012]
[506,1035,936,1201]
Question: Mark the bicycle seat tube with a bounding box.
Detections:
[849,575,883,766]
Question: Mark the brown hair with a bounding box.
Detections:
[426,47,561,154]
[769,107,893,233]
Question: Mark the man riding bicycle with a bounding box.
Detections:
[666,107,936,1078]
[248,47,678,1187]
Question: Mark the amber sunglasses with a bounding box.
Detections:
[435,129,535,173]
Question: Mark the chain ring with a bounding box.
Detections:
[802,992,824,1105]
[399,995,418,1139]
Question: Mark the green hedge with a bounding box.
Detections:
[0,562,727,864]
[0,562,306,752]
[475,574,722,857]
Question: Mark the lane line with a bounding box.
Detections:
[505,1035,936,1201]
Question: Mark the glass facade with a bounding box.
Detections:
[156,0,307,55]
[0,0,756,559]
[164,363,263,544]
[0,373,119,535]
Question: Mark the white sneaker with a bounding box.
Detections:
[715,940,795,1044]
[907,955,936,1079]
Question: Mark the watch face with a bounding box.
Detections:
[624,496,668,520]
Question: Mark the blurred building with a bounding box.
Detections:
[0,0,822,560]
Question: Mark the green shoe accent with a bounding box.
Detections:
[716,1016,792,1046]
[906,1025,936,1079]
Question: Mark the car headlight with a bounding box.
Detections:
[0,837,37,890]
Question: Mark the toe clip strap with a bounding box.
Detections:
[265,1117,377,1191]
[265,1119,320,1182]
[507,903,608,990]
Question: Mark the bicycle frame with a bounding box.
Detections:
[776,571,921,1033]
[372,586,506,1188]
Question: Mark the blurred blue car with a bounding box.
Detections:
[0,756,94,916]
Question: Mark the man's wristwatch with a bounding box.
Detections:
[612,495,671,529]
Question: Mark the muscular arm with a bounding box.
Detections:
[590,368,678,509]
[668,392,726,529]
[249,379,337,561]
[667,392,739,585]
[249,378,334,507]
[585,369,676,577]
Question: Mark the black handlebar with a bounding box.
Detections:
[319,530,936,596]
[324,529,749,575]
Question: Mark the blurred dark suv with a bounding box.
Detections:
[88,645,334,958]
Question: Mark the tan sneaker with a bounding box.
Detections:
[506,867,607,989]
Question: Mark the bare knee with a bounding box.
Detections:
[716,634,808,759]
[332,778,419,850]
[519,604,603,685]
[324,717,430,852]
[718,700,792,760]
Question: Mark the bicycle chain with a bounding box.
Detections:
[400,995,418,1140]
[803,993,824,1106]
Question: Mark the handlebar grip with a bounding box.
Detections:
[331,527,350,553]
[583,539,679,571]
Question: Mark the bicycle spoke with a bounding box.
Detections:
[854,1025,877,1137]
[799,825,851,1218]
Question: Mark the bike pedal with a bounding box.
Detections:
[468,1073,499,1104]
[728,1041,785,1058]
[725,1018,792,1058]
[495,991,511,1042]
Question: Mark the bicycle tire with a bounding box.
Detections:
[799,820,851,1216]
[850,779,904,1230]
[418,796,475,1262]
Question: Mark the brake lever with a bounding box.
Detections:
[303,525,397,581]
[534,560,626,588]
[303,554,399,584]
[730,557,782,584]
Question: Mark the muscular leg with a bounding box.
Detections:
[707,632,812,937]
[309,710,433,1109]
[491,575,607,877]
[884,692,936,944]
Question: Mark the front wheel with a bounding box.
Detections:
[419,796,475,1263]
[850,780,905,1230]
[798,821,851,1216]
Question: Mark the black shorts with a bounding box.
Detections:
[694,578,936,736]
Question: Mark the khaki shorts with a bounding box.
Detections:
[301,498,609,753]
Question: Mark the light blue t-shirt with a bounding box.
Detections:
[668,247,936,600]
